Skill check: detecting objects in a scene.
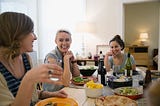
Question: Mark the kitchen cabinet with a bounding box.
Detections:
[125,46,149,67]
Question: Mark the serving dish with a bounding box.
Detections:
[107,76,132,89]
[35,97,78,106]
[114,87,143,100]
[78,65,98,76]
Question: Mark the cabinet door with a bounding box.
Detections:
[132,53,149,66]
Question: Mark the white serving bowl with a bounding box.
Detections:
[85,85,103,98]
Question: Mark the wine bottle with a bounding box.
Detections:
[143,69,152,89]
[124,52,132,77]
[97,58,106,86]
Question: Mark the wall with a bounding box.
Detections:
[86,0,123,55]
[124,1,160,65]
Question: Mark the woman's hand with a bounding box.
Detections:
[63,51,75,62]
[105,51,113,57]
[39,90,68,99]
[50,90,68,98]
[25,63,63,85]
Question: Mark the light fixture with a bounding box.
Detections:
[76,21,96,57]
[139,32,148,46]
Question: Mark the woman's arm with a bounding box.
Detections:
[104,53,112,72]
[10,62,63,106]
[62,55,72,86]
[71,62,80,77]
[13,73,35,106]
[38,89,68,100]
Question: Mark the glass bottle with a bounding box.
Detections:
[143,69,152,89]
[97,58,106,86]
[124,52,132,77]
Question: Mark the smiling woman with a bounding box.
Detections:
[37,0,86,60]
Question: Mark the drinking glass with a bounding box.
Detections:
[133,73,144,87]
[47,59,62,81]
[112,65,121,76]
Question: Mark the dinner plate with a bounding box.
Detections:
[35,97,78,106]
[114,87,143,100]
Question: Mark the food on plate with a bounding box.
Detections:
[72,76,89,83]
[107,75,132,82]
[107,75,133,88]
[113,76,130,82]
[44,102,56,106]
[118,87,138,95]
[86,80,103,89]
[71,76,90,85]
[44,102,71,106]
[35,97,78,106]
[95,95,137,106]
[73,77,85,83]
[78,65,98,70]
[114,87,143,99]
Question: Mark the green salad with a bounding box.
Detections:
[73,77,84,83]
[119,87,138,95]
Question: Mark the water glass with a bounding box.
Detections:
[133,74,144,87]
[112,65,121,76]
[47,59,62,81]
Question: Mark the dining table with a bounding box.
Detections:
[62,71,148,106]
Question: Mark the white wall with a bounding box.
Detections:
[86,0,123,55]
[1,0,38,52]
[37,0,85,62]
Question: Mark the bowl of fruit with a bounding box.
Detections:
[85,80,103,98]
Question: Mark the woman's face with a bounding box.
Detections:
[109,41,122,56]
[20,32,37,53]
[55,32,72,53]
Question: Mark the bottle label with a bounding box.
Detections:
[125,69,127,76]
[125,69,132,77]
[130,70,132,76]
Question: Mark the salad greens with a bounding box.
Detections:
[119,87,138,95]
[73,77,84,83]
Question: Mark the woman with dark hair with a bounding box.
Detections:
[104,35,136,73]
[0,12,67,106]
